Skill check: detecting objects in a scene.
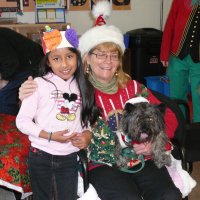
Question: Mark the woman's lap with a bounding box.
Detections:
[89,165,142,200]
[89,161,182,200]
[132,160,182,200]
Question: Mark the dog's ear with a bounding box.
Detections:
[124,103,135,113]
[156,103,166,114]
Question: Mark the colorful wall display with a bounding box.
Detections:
[35,0,66,23]
[68,0,90,11]
[0,0,35,12]
[0,0,131,15]
[0,0,20,12]
[112,0,131,10]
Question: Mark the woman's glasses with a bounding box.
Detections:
[90,52,119,61]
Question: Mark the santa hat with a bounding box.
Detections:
[79,0,125,56]
[124,97,149,107]
[41,25,79,54]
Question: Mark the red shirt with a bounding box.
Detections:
[160,0,199,61]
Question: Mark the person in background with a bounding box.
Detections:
[160,0,200,122]
[18,1,182,200]
[0,27,44,115]
[16,26,99,200]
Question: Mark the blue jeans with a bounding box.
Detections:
[29,147,78,200]
[0,71,31,115]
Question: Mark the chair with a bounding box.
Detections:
[173,99,200,174]
[150,90,189,200]
[77,149,89,192]
[150,90,187,168]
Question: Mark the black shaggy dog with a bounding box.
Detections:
[115,98,171,172]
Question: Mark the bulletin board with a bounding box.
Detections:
[35,0,66,23]
[112,0,131,10]
[23,0,36,12]
[0,0,35,12]
[0,0,20,12]
[68,0,90,11]
[35,0,66,9]
[36,8,65,23]
[0,0,131,15]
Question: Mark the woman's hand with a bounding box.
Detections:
[0,79,9,90]
[19,76,37,101]
[133,142,152,156]
[0,73,9,89]
[71,130,92,149]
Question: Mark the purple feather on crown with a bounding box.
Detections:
[65,28,79,48]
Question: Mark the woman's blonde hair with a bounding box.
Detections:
[83,42,131,88]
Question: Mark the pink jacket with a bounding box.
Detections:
[16,73,86,155]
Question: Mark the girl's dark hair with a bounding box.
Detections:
[38,47,100,127]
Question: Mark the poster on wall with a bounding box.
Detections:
[35,0,66,23]
[35,0,66,9]
[112,0,131,10]
[23,0,29,6]
[0,0,35,12]
[0,0,20,12]
[68,0,90,11]
[36,8,65,23]
[23,0,35,12]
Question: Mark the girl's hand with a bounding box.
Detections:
[71,130,92,149]
[39,129,76,143]
[19,76,37,101]
[51,130,77,143]
[133,142,152,156]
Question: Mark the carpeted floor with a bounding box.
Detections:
[189,161,200,200]
[0,187,15,200]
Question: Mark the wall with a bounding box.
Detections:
[1,0,173,35]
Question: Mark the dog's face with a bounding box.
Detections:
[121,102,166,143]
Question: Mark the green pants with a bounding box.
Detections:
[167,54,200,122]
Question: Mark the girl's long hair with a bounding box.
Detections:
[38,47,100,127]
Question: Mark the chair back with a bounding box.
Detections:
[151,90,186,147]
[150,90,187,170]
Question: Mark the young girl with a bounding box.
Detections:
[16,26,99,200]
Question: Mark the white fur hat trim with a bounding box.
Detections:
[79,25,125,56]
[124,97,149,107]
